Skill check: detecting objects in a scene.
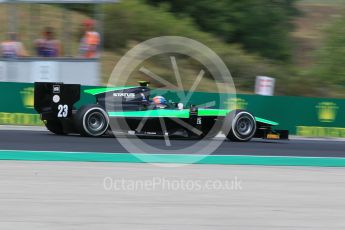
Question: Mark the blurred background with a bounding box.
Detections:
[1,0,345,97]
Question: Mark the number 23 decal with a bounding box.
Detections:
[57,104,68,117]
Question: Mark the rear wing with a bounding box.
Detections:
[34,82,80,120]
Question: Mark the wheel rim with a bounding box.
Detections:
[86,111,106,135]
[235,115,254,136]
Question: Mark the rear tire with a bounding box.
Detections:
[45,120,66,135]
[223,110,256,142]
[75,104,109,137]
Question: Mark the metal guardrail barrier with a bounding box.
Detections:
[0,58,100,85]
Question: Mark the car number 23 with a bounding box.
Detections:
[57,104,69,118]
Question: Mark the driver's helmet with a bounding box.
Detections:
[152,96,167,108]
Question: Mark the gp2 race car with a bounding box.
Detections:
[34,82,288,142]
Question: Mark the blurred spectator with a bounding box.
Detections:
[35,27,61,57]
[79,19,100,58]
[0,32,28,58]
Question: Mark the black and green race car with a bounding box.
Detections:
[34,82,288,142]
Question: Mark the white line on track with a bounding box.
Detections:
[0,125,46,131]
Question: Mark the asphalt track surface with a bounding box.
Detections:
[1,130,345,157]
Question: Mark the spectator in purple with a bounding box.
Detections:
[35,27,61,57]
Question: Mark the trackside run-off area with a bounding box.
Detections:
[1,127,345,230]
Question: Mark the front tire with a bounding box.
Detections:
[223,110,256,142]
[75,105,109,137]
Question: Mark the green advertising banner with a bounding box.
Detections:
[152,89,345,137]
[0,82,95,126]
[227,95,345,138]
[0,82,344,137]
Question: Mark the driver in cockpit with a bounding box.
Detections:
[152,96,168,109]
